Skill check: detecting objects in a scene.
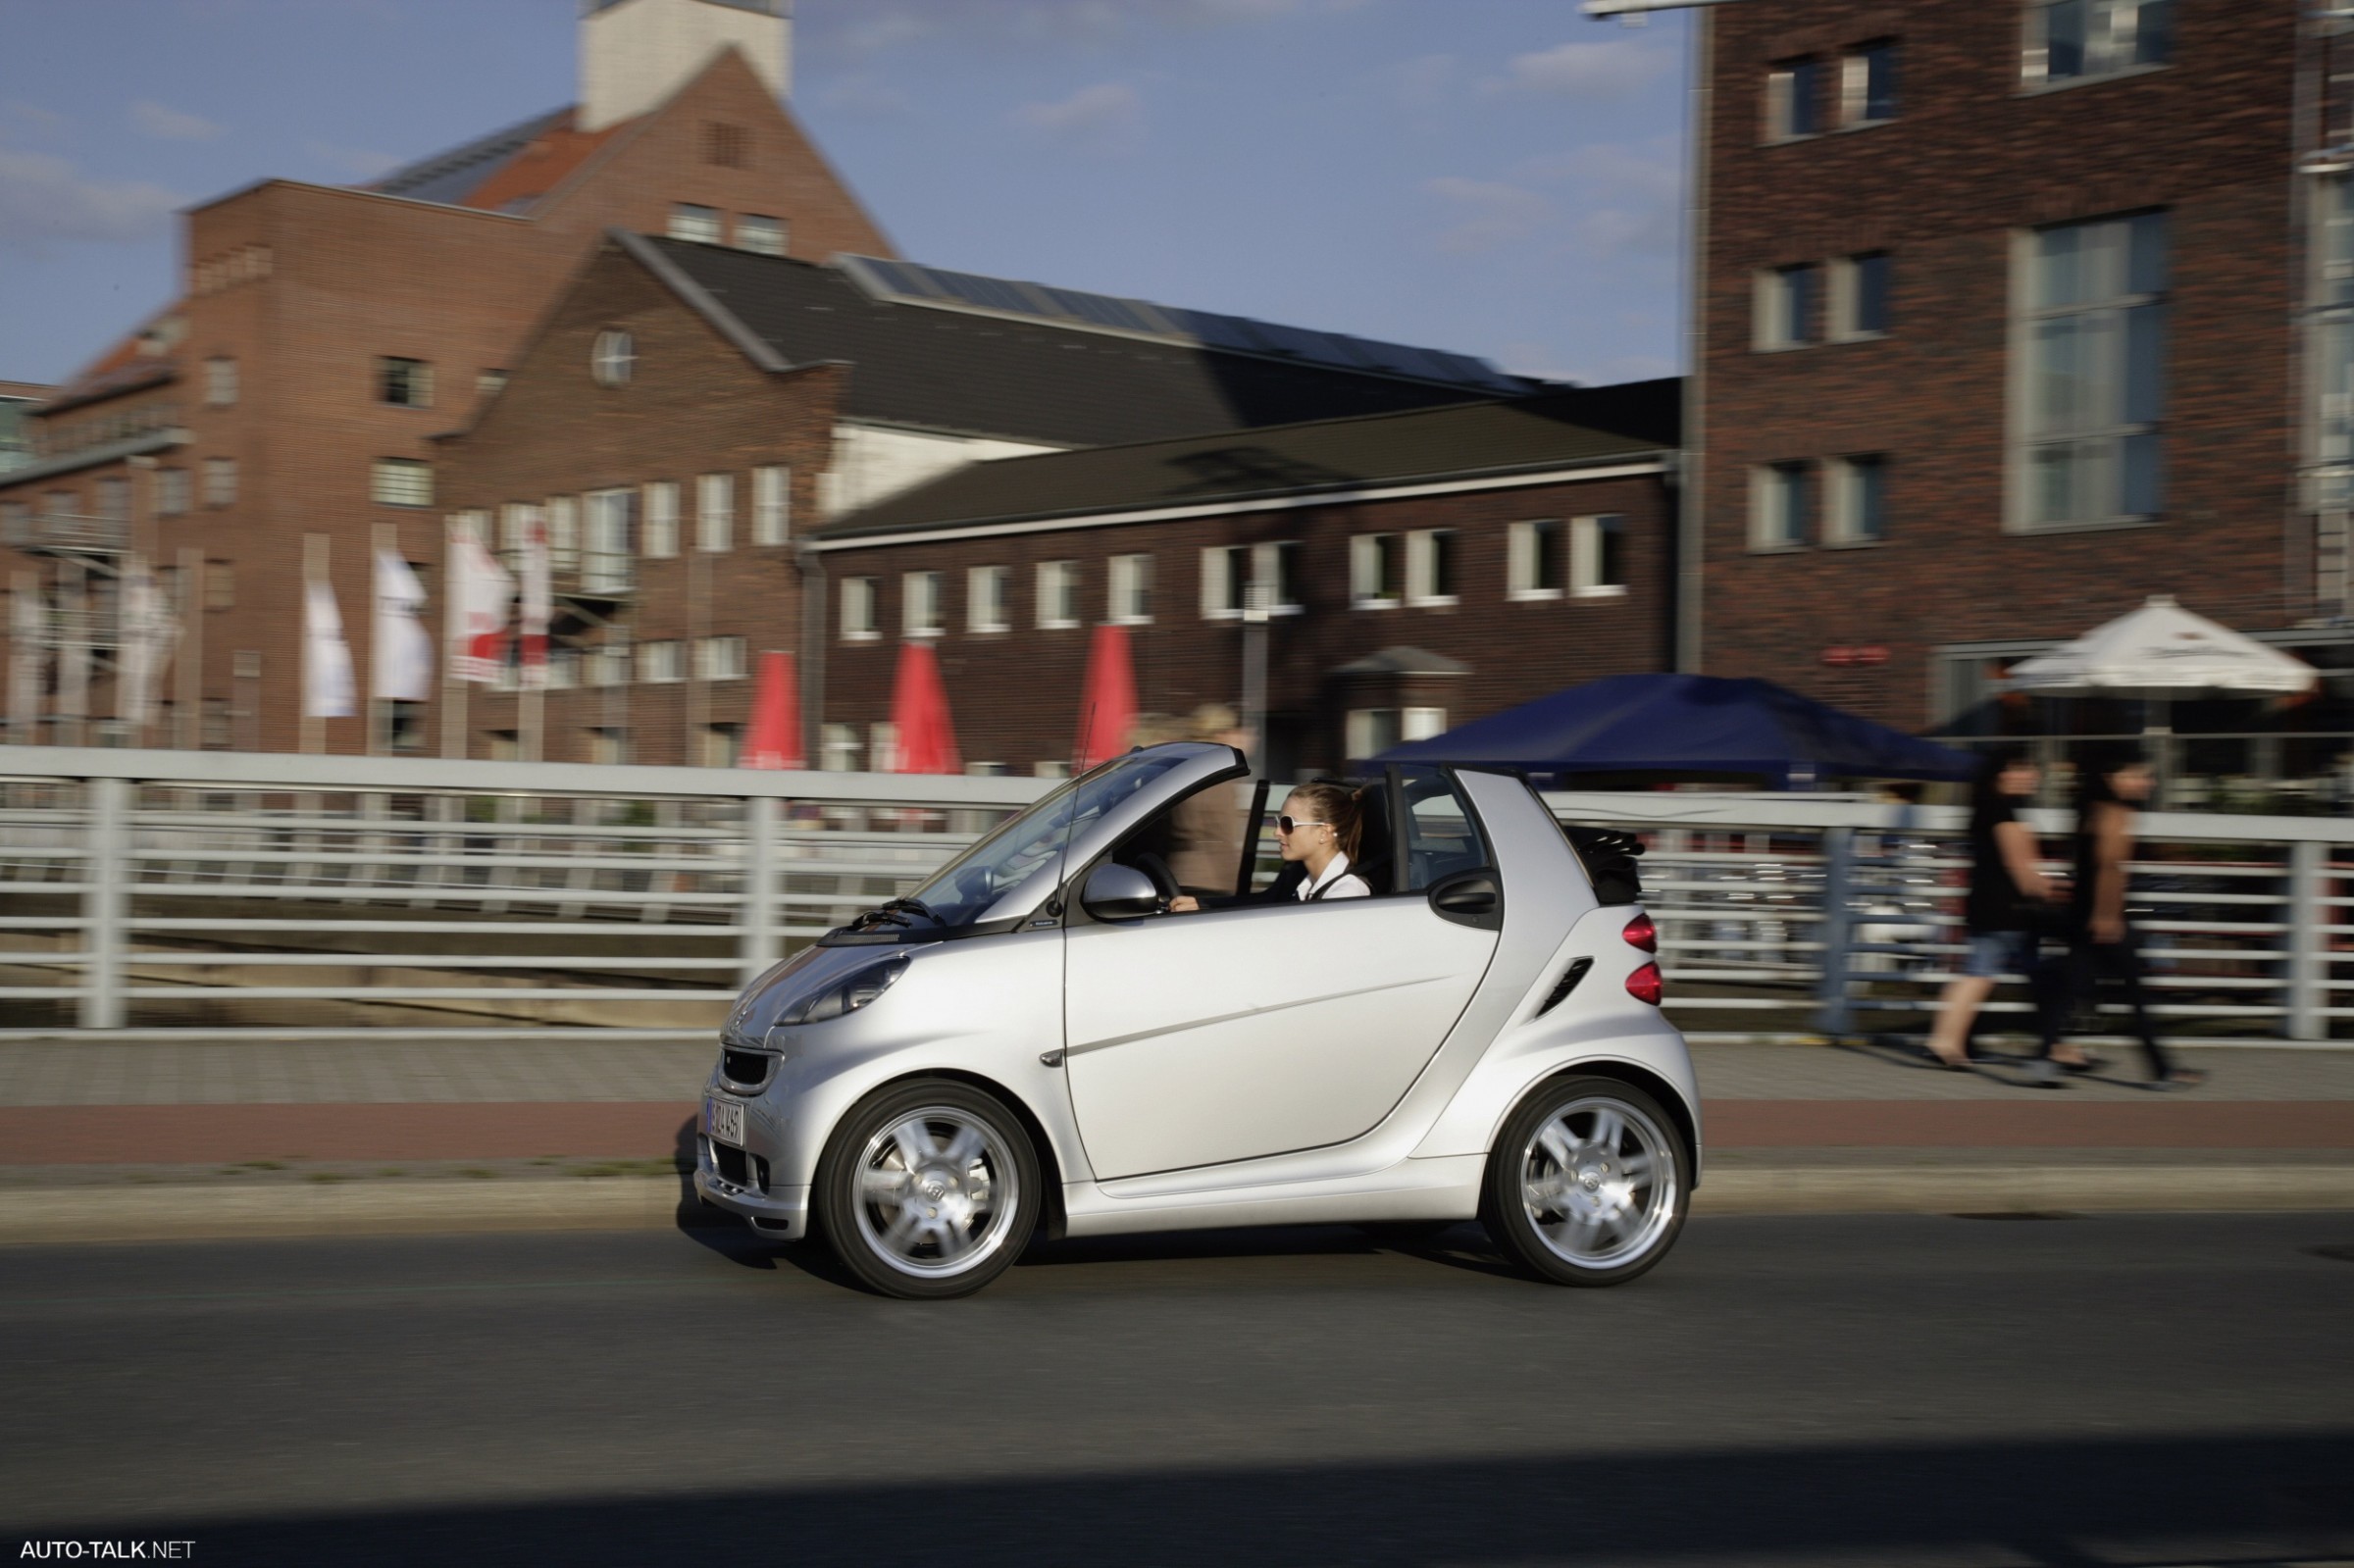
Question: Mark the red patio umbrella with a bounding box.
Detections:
[739,650,803,770]
[1073,623,1138,770]
[889,638,962,775]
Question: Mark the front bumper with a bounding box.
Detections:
[693,1133,810,1239]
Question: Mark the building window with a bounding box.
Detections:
[1832,252,1893,339]
[752,465,789,545]
[641,481,679,558]
[1107,553,1152,625]
[904,570,945,637]
[968,565,1010,632]
[589,727,629,766]
[843,577,879,640]
[1571,514,1628,595]
[95,475,128,524]
[546,495,580,575]
[588,631,631,687]
[869,722,898,773]
[1508,520,1565,599]
[1345,707,1448,763]
[704,122,748,169]
[695,635,747,681]
[372,458,432,508]
[696,472,733,552]
[591,329,634,385]
[379,357,434,408]
[700,724,742,769]
[1406,529,1458,606]
[1828,455,1890,544]
[205,560,234,611]
[584,488,636,592]
[1255,540,1304,613]
[544,646,579,690]
[1766,56,1823,139]
[1202,544,1250,618]
[638,639,682,684]
[204,356,236,408]
[202,457,236,507]
[498,503,537,573]
[1756,263,1819,349]
[2024,0,2170,86]
[2018,211,2168,528]
[737,214,786,256]
[157,468,189,516]
[822,723,860,772]
[669,203,723,244]
[1037,560,1079,629]
[478,369,508,398]
[1350,533,1403,608]
[1751,461,1814,549]
[1841,39,1898,125]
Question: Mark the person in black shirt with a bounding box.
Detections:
[1926,748,2062,1069]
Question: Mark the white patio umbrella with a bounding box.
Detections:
[2005,595,2317,696]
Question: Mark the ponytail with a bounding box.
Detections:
[1288,780,1363,863]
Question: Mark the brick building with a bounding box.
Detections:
[0,0,889,753]
[431,233,1539,768]
[1689,0,2354,764]
[809,386,1679,778]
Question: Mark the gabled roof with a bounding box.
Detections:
[811,383,1680,543]
[370,107,578,210]
[635,235,1513,449]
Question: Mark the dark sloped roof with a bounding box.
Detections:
[647,238,1499,447]
[812,386,1679,542]
[372,108,572,207]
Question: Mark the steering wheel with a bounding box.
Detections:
[1130,851,1180,911]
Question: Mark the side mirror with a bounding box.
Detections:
[1081,863,1162,922]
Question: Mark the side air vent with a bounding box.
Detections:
[1537,957,1593,1017]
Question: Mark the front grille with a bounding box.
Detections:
[720,1045,777,1090]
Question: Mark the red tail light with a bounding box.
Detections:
[1625,961,1664,1006]
[1621,912,1658,953]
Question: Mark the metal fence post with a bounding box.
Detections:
[2289,836,2326,1042]
[741,792,780,988]
[1814,825,1855,1038]
[82,775,129,1030]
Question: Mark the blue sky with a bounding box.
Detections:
[0,0,1691,388]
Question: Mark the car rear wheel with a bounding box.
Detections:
[1483,1076,1687,1287]
[814,1079,1041,1299]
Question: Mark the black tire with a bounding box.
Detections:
[1482,1075,1688,1288]
[813,1078,1042,1299]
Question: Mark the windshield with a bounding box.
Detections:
[892,750,1197,929]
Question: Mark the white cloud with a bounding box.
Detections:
[1011,82,1144,147]
[1521,137,1683,259]
[130,99,224,141]
[304,140,400,179]
[1487,39,1674,100]
[1423,176,1552,256]
[0,149,180,248]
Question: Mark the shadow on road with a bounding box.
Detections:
[44,1431,2354,1567]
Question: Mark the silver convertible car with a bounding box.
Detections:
[695,742,1699,1298]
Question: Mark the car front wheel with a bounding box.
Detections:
[813,1079,1041,1299]
[1484,1076,1687,1287]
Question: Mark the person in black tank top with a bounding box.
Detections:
[1926,749,2061,1069]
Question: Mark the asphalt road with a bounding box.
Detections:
[4,1213,2353,1567]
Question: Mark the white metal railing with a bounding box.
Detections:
[2,748,2349,1042]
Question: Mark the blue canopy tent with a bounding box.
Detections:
[1375,673,1977,786]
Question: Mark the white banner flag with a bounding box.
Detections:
[373,548,434,702]
[8,577,46,741]
[445,519,515,684]
[303,578,356,720]
[519,509,550,689]
[113,554,179,730]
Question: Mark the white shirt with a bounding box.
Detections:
[1297,851,1370,902]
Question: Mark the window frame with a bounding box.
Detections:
[696,472,734,553]
[1107,552,1153,626]
[903,569,946,638]
[668,202,723,244]
[752,465,790,546]
[203,356,237,408]
[1570,514,1629,597]
[1840,39,1899,126]
[1825,454,1890,546]
[202,456,236,508]
[695,634,747,682]
[1406,528,1459,607]
[2021,0,2171,90]
[370,457,433,509]
[1750,461,1815,551]
[736,214,786,256]
[1755,262,1820,350]
[1037,560,1080,630]
[968,564,1011,633]
[1830,251,1893,340]
[641,481,680,559]
[590,329,635,386]
[1507,520,1565,600]
[378,356,435,409]
[1765,55,1824,141]
[842,576,880,641]
[1349,532,1404,609]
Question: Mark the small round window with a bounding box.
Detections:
[591,329,635,385]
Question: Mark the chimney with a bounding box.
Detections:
[578,0,792,133]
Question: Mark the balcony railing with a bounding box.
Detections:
[5,511,129,554]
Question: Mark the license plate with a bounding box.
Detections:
[705,1095,744,1148]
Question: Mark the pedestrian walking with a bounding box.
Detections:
[1925,748,2063,1069]
[2028,748,2206,1090]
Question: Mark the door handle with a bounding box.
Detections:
[1429,870,1503,930]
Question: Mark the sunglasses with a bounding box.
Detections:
[1275,816,1329,835]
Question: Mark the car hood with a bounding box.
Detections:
[724,942,936,1041]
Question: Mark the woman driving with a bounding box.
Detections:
[1170,780,1368,911]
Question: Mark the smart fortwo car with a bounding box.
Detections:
[695,742,1700,1299]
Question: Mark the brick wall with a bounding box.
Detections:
[1698,0,2300,729]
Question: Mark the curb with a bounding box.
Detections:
[3,1167,2354,1245]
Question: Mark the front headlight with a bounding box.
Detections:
[771,955,909,1034]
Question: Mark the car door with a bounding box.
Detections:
[1064,772,1501,1180]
